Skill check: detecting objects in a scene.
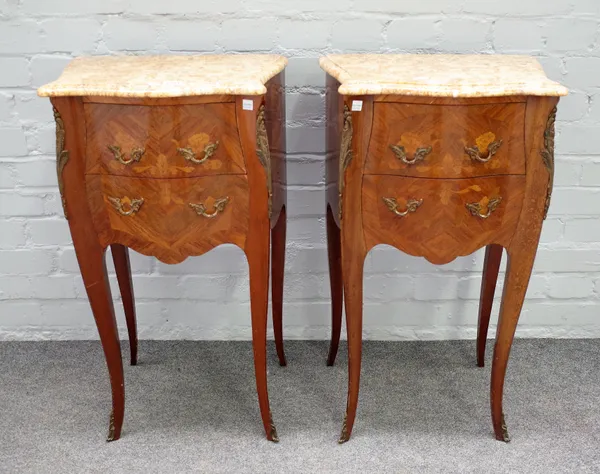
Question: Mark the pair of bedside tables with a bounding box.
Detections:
[38,54,567,443]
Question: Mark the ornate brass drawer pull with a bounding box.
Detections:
[107,196,144,216]
[389,145,432,165]
[189,196,230,218]
[465,139,503,163]
[177,141,219,165]
[466,197,502,219]
[382,197,423,217]
[107,145,145,165]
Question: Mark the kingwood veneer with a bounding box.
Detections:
[320,54,568,443]
[38,54,288,442]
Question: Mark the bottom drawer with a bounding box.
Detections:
[362,175,525,265]
[87,175,249,264]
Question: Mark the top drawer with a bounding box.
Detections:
[84,102,245,178]
[364,102,526,178]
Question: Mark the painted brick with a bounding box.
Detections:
[563,58,600,91]
[553,158,581,186]
[277,20,329,50]
[0,127,28,157]
[13,92,53,124]
[386,18,440,51]
[580,161,600,187]
[284,57,325,88]
[21,0,127,14]
[0,58,30,87]
[0,194,45,216]
[353,0,460,13]
[103,19,159,52]
[556,92,589,122]
[564,218,600,242]
[331,20,385,52]
[0,93,13,122]
[545,19,598,53]
[220,19,278,51]
[286,159,325,186]
[438,19,491,52]
[494,19,543,53]
[0,220,26,248]
[40,19,101,53]
[14,160,58,187]
[548,275,595,299]
[128,0,243,13]
[286,92,325,123]
[0,20,42,54]
[164,20,220,52]
[0,163,14,188]
[287,126,325,154]
[30,55,72,88]
[549,188,600,216]
[1,0,599,341]
[0,249,53,275]
[28,219,72,246]
[556,123,600,155]
[286,188,326,217]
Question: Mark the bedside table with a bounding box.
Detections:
[320,54,567,442]
[38,54,288,442]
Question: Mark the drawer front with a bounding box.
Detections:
[85,103,245,178]
[87,175,249,264]
[365,102,526,178]
[362,175,525,265]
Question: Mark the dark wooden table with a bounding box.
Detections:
[39,55,287,442]
[321,53,566,443]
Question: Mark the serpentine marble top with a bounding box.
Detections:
[38,54,288,97]
[319,54,568,97]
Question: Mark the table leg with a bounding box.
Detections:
[327,204,343,367]
[490,245,536,442]
[477,244,503,367]
[77,246,125,441]
[338,244,366,443]
[111,244,138,366]
[271,205,287,367]
[246,229,278,442]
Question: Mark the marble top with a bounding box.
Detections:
[38,54,288,97]
[319,54,568,97]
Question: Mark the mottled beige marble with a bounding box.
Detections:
[319,54,568,97]
[38,54,288,97]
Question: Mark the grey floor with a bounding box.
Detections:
[0,340,599,473]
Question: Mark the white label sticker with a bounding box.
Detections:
[242,99,254,111]
[351,100,363,111]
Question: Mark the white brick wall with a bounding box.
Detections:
[1,0,599,341]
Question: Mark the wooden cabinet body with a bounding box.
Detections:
[322,54,566,443]
[41,56,287,442]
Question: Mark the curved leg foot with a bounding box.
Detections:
[491,246,536,442]
[271,206,287,367]
[477,244,503,368]
[81,249,125,442]
[338,245,365,443]
[111,244,138,366]
[247,229,278,442]
[326,204,343,367]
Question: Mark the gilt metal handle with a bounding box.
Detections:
[177,141,219,164]
[466,197,502,219]
[107,196,144,216]
[107,145,145,165]
[189,196,230,218]
[389,145,432,165]
[382,197,423,217]
[464,139,503,163]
